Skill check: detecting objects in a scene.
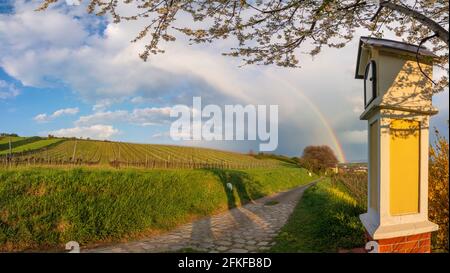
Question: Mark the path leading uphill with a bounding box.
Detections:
[85,180,319,253]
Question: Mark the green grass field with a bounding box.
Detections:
[270,179,366,252]
[0,165,317,251]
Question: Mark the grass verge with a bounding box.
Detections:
[0,166,317,251]
[270,179,366,252]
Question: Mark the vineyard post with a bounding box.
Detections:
[8,137,12,168]
[72,140,77,165]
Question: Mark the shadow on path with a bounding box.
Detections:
[85,177,321,253]
[189,169,259,243]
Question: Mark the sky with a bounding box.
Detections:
[0,0,448,162]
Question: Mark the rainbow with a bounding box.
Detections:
[265,73,347,163]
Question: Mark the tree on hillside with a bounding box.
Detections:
[38,0,448,92]
[300,145,338,173]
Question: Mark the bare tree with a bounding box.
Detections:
[37,0,448,91]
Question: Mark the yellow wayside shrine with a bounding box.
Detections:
[354,37,438,253]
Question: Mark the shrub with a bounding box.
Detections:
[322,129,448,252]
[429,129,449,252]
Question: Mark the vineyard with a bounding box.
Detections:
[331,172,368,208]
[0,137,281,169]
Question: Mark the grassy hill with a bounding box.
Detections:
[0,136,281,169]
[0,136,47,152]
[0,136,27,144]
[0,138,63,155]
[0,135,318,251]
[0,166,318,251]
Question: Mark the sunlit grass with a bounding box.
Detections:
[270,179,366,253]
[0,139,63,155]
[0,166,316,251]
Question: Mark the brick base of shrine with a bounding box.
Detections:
[365,231,431,253]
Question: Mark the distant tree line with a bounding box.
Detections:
[251,151,299,165]
[249,145,338,174]
[0,133,18,137]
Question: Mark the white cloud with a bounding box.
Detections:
[53,107,79,117]
[4,1,447,160]
[130,96,150,104]
[65,0,81,6]
[34,107,79,123]
[48,124,119,139]
[93,100,114,112]
[348,96,364,114]
[0,1,257,102]
[75,110,128,125]
[33,113,49,123]
[340,130,367,144]
[0,80,20,99]
[0,1,372,160]
[75,107,172,126]
[151,131,170,138]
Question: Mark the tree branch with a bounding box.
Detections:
[380,1,449,45]
[416,33,438,85]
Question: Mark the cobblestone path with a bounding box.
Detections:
[85,181,318,253]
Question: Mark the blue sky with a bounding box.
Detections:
[0,1,448,162]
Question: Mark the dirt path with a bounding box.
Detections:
[84,180,319,253]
